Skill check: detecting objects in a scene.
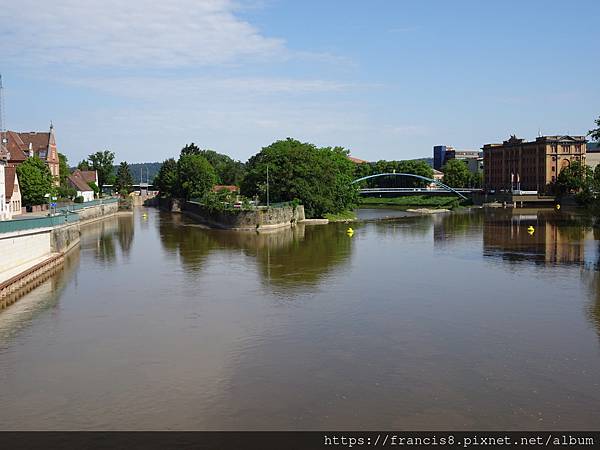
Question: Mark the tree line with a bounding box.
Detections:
[15,113,599,213]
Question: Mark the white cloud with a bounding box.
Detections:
[60,76,362,98]
[0,0,285,67]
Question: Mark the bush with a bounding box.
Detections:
[74,196,84,203]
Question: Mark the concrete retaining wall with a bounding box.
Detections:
[0,229,52,275]
[182,201,305,231]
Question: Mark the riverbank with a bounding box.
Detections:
[360,195,465,209]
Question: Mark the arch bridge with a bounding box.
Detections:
[351,173,469,200]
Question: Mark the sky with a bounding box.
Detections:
[0,0,598,164]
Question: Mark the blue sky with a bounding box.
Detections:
[1,0,598,164]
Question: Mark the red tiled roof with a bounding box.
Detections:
[73,169,97,184]
[17,132,50,153]
[348,156,368,164]
[4,166,18,199]
[212,185,239,193]
[68,171,93,192]
[5,131,28,161]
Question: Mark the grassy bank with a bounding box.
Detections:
[360,195,466,209]
[323,210,357,222]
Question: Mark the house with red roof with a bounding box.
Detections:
[68,170,95,202]
[5,124,61,185]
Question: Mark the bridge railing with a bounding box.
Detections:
[351,173,468,199]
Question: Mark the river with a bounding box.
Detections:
[0,207,599,430]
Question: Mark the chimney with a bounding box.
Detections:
[28,142,33,157]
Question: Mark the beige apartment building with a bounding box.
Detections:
[483,135,587,192]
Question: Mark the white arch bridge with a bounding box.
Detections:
[351,173,479,200]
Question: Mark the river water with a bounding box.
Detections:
[1,207,599,430]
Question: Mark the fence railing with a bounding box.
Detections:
[0,212,80,234]
[56,197,119,213]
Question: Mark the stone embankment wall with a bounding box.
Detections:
[157,197,306,230]
[76,201,118,223]
[182,201,305,231]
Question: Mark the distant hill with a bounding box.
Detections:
[114,162,162,184]
[410,157,433,167]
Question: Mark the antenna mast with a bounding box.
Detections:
[0,74,6,148]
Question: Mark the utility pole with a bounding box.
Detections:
[0,74,6,149]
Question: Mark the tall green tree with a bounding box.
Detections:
[177,154,217,200]
[58,153,70,186]
[196,149,246,185]
[88,150,115,190]
[114,161,134,195]
[442,159,471,187]
[180,143,201,157]
[16,156,54,206]
[589,115,600,142]
[154,158,179,197]
[241,138,359,218]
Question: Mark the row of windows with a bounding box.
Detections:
[11,200,21,212]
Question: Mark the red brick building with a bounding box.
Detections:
[4,124,61,185]
[483,135,587,192]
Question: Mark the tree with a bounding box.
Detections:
[16,156,54,206]
[114,161,134,195]
[57,185,77,200]
[154,158,179,197]
[177,154,217,200]
[555,160,590,194]
[88,181,100,198]
[58,153,70,186]
[589,115,600,142]
[372,159,433,188]
[77,160,91,171]
[88,150,115,190]
[241,138,359,218]
[442,159,471,187]
[196,149,246,185]
[469,170,483,188]
[180,143,201,157]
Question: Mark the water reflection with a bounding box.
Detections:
[482,209,592,266]
[2,207,600,430]
[433,210,483,247]
[0,248,80,346]
[158,212,353,289]
[81,213,135,263]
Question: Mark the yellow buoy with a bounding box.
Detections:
[555,204,561,210]
[346,227,354,236]
[527,225,535,235]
